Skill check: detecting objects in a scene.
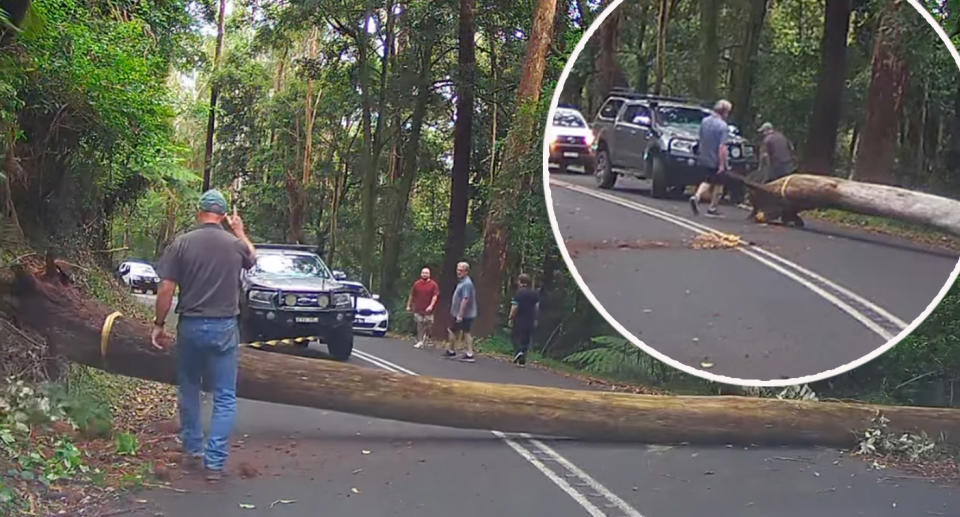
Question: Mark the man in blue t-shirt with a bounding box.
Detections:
[446,261,478,362]
[690,99,733,216]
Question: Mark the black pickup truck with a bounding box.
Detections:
[590,90,758,198]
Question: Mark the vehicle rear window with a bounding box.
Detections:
[598,99,623,119]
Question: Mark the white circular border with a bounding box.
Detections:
[542,0,960,387]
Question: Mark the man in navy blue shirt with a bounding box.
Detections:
[509,274,540,367]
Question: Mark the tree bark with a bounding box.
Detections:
[653,0,672,94]
[851,0,907,185]
[744,173,960,236]
[800,0,852,175]
[947,85,960,175]
[729,0,767,132]
[7,270,960,447]
[435,0,476,338]
[202,0,227,191]
[359,2,379,287]
[635,2,651,93]
[379,37,435,303]
[699,0,719,100]
[594,9,629,99]
[474,0,558,337]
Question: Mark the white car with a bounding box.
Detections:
[339,281,389,337]
[547,106,597,174]
[117,261,160,294]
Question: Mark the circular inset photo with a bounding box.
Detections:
[544,0,960,385]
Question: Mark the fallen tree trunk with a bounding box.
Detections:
[743,173,960,236]
[5,268,960,447]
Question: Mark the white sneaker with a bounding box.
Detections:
[414,341,423,349]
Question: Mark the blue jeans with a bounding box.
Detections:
[176,316,239,471]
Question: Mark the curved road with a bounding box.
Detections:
[108,325,959,516]
[548,171,959,381]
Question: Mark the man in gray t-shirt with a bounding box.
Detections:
[758,122,797,182]
[690,99,733,216]
[150,189,255,480]
[446,261,478,362]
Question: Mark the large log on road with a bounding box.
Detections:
[5,268,960,447]
[744,173,960,236]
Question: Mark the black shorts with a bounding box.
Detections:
[702,166,734,186]
[450,317,474,333]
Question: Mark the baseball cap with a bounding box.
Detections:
[757,122,773,133]
[198,189,228,215]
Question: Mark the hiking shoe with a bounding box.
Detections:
[204,468,224,483]
[459,353,476,363]
[181,453,203,471]
[706,207,720,216]
[444,349,457,358]
[689,196,700,215]
[513,351,524,364]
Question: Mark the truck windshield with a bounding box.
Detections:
[657,106,710,130]
[253,254,331,279]
[553,112,586,128]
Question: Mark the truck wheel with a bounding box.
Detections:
[327,326,354,360]
[650,155,668,199]
[595,149,616,189]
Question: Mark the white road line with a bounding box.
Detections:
[551,178,905,338]
[353,347,644,517]
[523,435,643,517]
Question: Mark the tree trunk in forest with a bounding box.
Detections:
[380,38,435,304]
[474,0,557,337]
[947,85,960,175]
[851,0,907,185]
[8,270,960,447]
[1,130,25,245]
[699,0,719,101]
[288,29,319,244]
[743,173,960,236]
[202,0,227,191]
[359,3,378,288]
[729,0,768,132]
[594,9,629,100]
[653,0,672,94]
[635,2,651,93]
[801,0,852,175]
[434,0,476,339]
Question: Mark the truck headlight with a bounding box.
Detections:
[730,146,742,159]
[744,145,755,158]
[317,294,330,307]
[669,138,696,155]
[248,290,276,305]
[332,292,353,308]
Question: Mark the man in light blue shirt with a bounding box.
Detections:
[446,261,478,362]
[690,99,733,216]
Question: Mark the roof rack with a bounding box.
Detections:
[255,243,321,254]
[606,88,707,106]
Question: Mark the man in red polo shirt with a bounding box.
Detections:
[406,266,439,349]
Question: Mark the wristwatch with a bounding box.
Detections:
[154,318,165,327]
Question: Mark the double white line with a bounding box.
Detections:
[551,179,908,341]
[351,348,644,517]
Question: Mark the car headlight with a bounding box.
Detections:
[729,145,742,159]
[317,294,330,307]
[332,292,353,308]
[584,132,595,147]
[248,290,276,305]
[669,138,696,155]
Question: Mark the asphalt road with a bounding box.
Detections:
[108,301,960,516]
[547,170,960,381]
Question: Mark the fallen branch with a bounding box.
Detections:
[743,174,960,236]
[6,267,960,447]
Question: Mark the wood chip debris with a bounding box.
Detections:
[691,233,743,249]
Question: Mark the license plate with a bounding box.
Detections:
[563,152,579,158]
[295,316,319,323]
